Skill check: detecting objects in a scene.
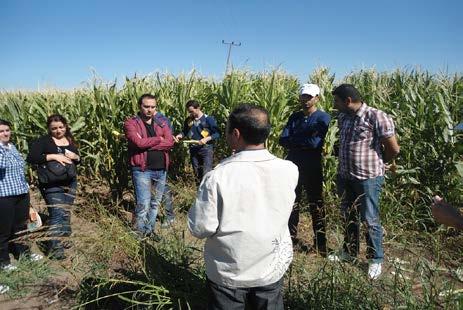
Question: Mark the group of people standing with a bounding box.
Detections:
[187,83,399,309]
[123,95,220,238]
[0,115,79,294]
[280,83,399,279]
[1,83,400,307]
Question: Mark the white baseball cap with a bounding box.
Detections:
[300,83,320,97]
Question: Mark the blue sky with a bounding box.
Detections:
[1,0,461,90]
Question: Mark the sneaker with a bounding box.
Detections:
[328,251,354,262]
[29,253,44,262]
[368,262,382,280]
[1,264,17,272]
[0,284,9,294]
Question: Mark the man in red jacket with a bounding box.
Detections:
[124,94,174,238]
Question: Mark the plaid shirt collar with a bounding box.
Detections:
[355,102,368,118]
[0,143,12,150]
[340,102,368,120]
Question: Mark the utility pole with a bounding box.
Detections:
[222,40,241,75]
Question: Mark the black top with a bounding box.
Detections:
[27,135,80,165]
[144,122,165,170]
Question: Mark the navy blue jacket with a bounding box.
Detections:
[182,114,220,146]
[279,110,331,156]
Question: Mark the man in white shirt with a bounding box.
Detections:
[188,104,298,309]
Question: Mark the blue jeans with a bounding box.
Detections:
[190,145,214,185]
[41,179,77,254]
[132,168,166,235]
[337,175,384,263]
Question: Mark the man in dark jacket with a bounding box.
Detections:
[279,83,331,256]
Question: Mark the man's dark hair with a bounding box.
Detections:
[0,119,12,128]
[138,93,157,106]
[186,99,200,109]
[227,104,271,145]
[332,84,362,102]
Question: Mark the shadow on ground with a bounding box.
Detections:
[78,238,206,309]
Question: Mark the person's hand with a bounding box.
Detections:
[198,137,209,145]
[431,195,463,230]
[385,160,398,174]
[64,149,79,161]
[29,207,37,221]
[174,134,183,143]
[48,154,73,165]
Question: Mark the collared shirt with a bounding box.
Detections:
[0,143,29,197]
[188,149,298,288]
[338,102,395,180]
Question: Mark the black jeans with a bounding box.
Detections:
[287,153,326,255]
[190,145,214,185]
[207,277,284,310]
[0,193,30,266]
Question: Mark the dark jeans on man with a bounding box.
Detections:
[190,145,214,185]
[337,175,385,263]
[41,179,77,258]
[287,151,326,255]
[0,193,30,266]
[207,277,284,310]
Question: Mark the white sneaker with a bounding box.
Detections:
[0,284,9,294]
[2,264,17,272]
[29,253,44,262]
[368,262,382,280]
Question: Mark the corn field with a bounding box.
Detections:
[0,68,462,228]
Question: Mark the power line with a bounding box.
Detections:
[222,40,241,75]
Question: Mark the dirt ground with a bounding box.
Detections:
[1,187,461,309]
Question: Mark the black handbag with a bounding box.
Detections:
[37,161,77,184]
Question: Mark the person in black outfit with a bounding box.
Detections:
[27,114,80,260]
[279,84,331,256]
